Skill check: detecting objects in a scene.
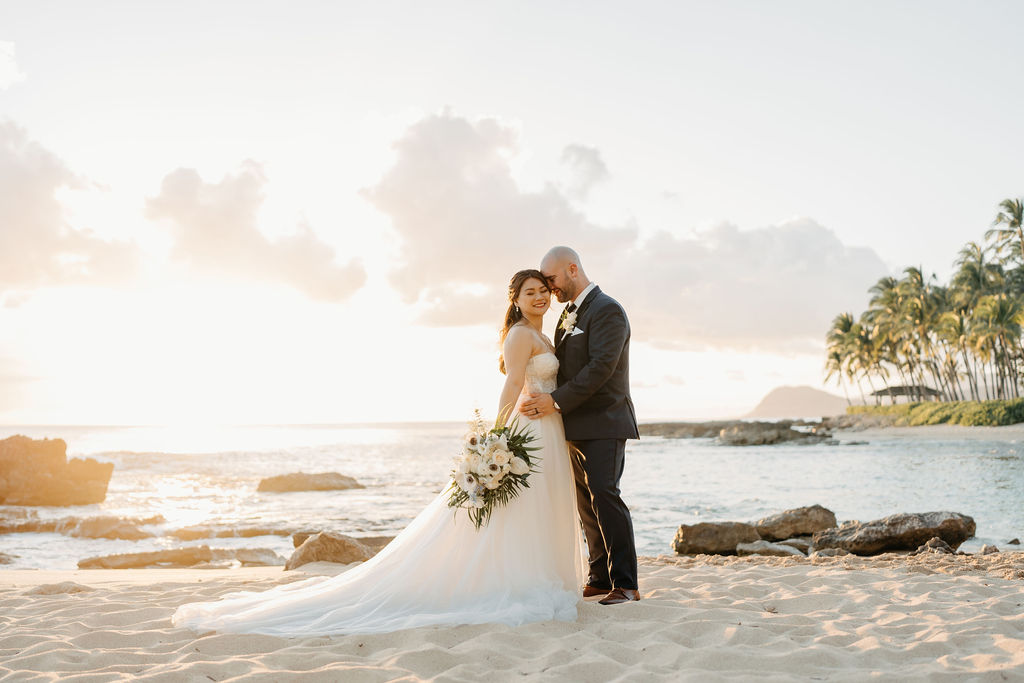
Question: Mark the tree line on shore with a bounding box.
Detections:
[826,198,1024,405]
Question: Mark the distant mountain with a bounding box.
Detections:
[745,385,849,419]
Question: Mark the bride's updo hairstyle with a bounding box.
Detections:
[499,269,549,375]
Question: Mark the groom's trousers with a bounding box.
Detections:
[569,438,638,591]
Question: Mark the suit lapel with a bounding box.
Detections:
[554,307,568,348]
[555,286,601,351]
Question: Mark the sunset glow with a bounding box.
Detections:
[3,3,1023,424]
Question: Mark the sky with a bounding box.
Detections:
[1,1,1023,424]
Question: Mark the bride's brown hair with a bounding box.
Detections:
[499,269,549,375]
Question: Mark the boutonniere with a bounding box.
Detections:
[561,311,577,332]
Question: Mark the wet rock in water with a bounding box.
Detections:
[754,505,837,541]
[170,525,293,541]
[25,582,95,595]
[776,537,813,553]
[980,544,1000,555]
[673,522,761,555]
[813,512,976,556]
[737,540,806,557]
[257,472,365,493]
[79,546,215,569]
[718,423,833,447]
[1008,538,1021,545]
[0,509,57,534]
[0,551,16,564]
[810,548,851,558]
[285,532,376,570]
[639,422,737,439]
[56,515,161,540]
[911,537,954,555]
[0,435,114,506]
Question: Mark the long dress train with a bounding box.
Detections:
[172,352,585,636]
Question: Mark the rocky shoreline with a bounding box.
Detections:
[668,504,1017,561]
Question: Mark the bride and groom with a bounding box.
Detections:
[172,246,640,636]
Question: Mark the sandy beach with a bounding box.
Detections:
[1,553,1022,681]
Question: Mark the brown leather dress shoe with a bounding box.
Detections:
[582,585,611,598]
[598,588,640,605]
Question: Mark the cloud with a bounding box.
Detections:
[0,120,138,296]
[561,144,609,199]
[146,161,366,301]
[613,218,889,350]
[0,42,26,90]
[366,112,889,350]
[363,112,636,325]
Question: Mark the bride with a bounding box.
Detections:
[172,269,586,636]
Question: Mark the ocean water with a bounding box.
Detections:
[1,423,1022,570]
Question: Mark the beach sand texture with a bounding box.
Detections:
[1,554,1023,682]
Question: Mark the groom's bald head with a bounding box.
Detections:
[540,246,590,303]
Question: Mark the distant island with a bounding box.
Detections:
[745,385,848,419]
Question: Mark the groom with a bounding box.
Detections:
[520,246,640,605]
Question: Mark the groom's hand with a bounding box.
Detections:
[520,393,557,419]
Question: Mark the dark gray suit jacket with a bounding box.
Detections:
[551,286,639,441]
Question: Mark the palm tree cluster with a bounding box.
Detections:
[826,198,1024,405]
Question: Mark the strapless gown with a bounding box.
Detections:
[172,352,586,636]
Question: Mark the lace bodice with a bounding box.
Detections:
[525,352,559,394]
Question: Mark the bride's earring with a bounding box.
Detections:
[514,305,520,313]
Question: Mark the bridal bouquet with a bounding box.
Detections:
[446,409,540,529]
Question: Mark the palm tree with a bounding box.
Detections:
[951,241,1003,310]
[986,198,1024,264]
[825,313,856,404]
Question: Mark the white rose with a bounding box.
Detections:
[561,311,577,332]
[492,450,510,466]
[509,456,530,475]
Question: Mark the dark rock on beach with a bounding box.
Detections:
[910,537,955,555]
[257,472,365,493]
[1008,538,1021,545]
[672,522,761,555]
[755,505,837,541]
[0,551,16,564]
[812,512,976,556]
[0,435,114,506]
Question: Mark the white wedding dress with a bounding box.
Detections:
[172,352,586,636]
